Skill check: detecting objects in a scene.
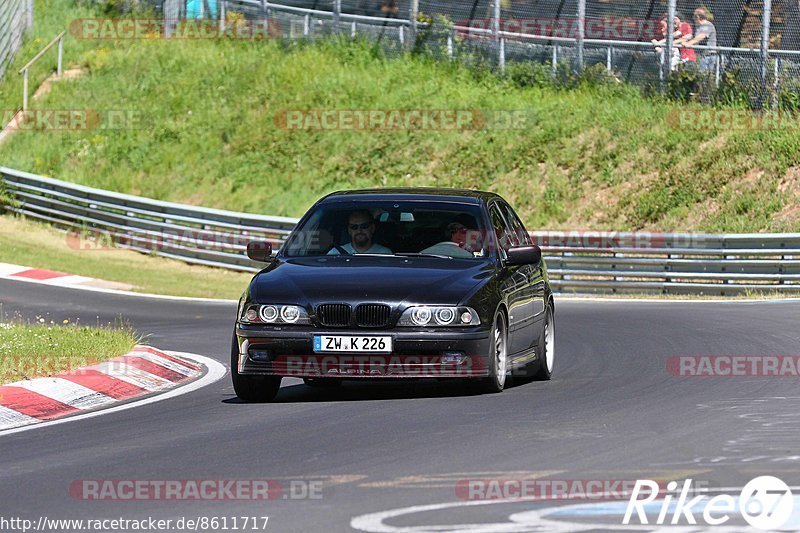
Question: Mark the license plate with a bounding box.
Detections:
[313,335,392,353]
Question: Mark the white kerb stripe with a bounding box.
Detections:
[93,362,174,391]
[129,351,197,376]
[11,378,115,410]
[0,405,40,430]
[41,275,93,286]
[0,264,30,276]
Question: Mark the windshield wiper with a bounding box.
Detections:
[394,253,454,259]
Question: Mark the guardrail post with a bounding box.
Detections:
[760,0,772,109]
[606,46,612,72]
[304,14,310,36]
[576,0,585,72]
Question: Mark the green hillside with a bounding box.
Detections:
[1,4,798,232]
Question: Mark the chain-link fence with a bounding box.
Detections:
[164,0,800,108]
[0,0,33,79]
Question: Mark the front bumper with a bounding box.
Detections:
[235,325,491,378]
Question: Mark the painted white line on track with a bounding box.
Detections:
[0,353,226,437]
[0,273,238,303]
[351,486,800,532]
[11,378,115,410]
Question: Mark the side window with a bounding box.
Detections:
[500,203,532,246]
[488,204,514,258]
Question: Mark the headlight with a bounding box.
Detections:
[398,306,480,327]
[240,304,310,325]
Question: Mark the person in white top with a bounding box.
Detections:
[329,209,392,255]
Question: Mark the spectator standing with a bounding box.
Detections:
[378,0,399,18]
[679,8,718,72]
[652,15,696,70]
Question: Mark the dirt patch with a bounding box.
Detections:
[771,166,800,227]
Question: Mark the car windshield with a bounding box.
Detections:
[280,201,491,259]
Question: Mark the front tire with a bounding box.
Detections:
[534,304,555,381]
[480,311,508,393]
[230,334,281,402]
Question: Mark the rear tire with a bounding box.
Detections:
[534,304,555,381]
[479,311,508,394]
[230,334,281,402]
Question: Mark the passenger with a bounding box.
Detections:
[328,210,392,255]
[420,214,477,258]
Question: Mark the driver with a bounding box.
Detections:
[329,210,392,255]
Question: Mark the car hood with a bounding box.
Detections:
[251,256,494,307]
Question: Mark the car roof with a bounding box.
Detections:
[319,188,502,205]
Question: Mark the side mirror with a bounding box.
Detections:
[506,245,542,266]
[247,241,273,262]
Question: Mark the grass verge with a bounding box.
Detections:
[0,215,252,299]
[0,319,137,384]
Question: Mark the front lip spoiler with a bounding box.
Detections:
[235,326,492,378]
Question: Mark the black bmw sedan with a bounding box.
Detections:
[232,188,554,402]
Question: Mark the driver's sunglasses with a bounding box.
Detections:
[349,222,372,230]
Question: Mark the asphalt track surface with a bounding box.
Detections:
[1,278,800,532]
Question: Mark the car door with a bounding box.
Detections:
[488,202,530,357]
[498,201,547,357]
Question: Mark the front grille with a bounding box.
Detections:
[317,304,351,327]
[355,304,391,328]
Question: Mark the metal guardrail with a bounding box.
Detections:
[0,166,297,272]
[2,166,800,295]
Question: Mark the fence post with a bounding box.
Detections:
[57,36,63,76]
[22,69,29,111]
[219,0,226,33]
[662,0,676,90]
[760,0,772,109]
[492,0,502,69]
[576,0,585,72]
[27,0,34,31]
[552,45,557,79]
[410,0,418,47]
[333,0,341,34]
